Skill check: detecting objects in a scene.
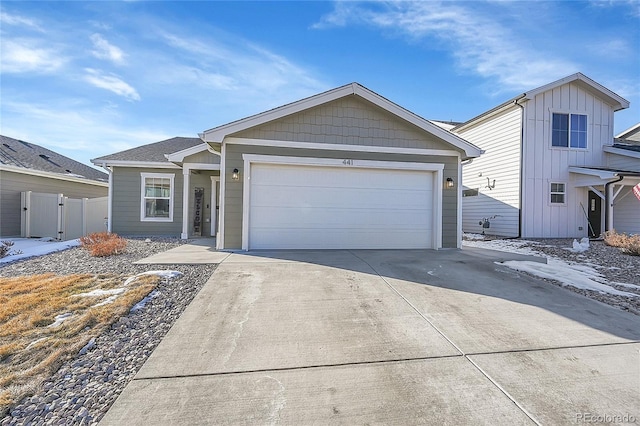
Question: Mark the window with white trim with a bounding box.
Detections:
[552,113,587,148]
[140,173,174,221]
[550,182,566,204]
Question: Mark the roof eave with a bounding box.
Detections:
[0,164,109,186]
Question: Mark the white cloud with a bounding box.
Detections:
[315,2,577,92]
[83,68,140,101]
[0,39,66,73]
[155,31,328,107]
[90,33,125,64]
[0,11,44,32]
[1,100,172,166]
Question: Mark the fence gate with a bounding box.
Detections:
[21,191,108,240]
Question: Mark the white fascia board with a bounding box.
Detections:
[241,154,445,172]
[0,164,108,187]
[202,82,481,159]
[183,162,221,171]
[616,123,640,139]
[453,99,522,133]
[524,73,629,111]
[604,145,640,159]
[90,160,181,169]
[165,143,213,162]
[568,166,619,180]
[202,84,355,143]
[226,137,461,158]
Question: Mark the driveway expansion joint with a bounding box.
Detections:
[132,354,464,381]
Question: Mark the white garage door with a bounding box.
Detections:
[248,163,435,249]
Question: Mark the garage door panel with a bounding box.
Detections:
[248,163,435,249]
[250,228,431,250]
[250,206,432,228]
[250,186,431,210]
[252,164,431,190]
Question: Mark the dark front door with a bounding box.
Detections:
[587,191,602,238]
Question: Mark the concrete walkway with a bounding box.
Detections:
[102,248,640,425]
[134,239,230,264]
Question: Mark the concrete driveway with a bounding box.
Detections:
[101,248,640,425]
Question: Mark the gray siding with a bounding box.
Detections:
[232,96,459,153]
[613,187,640,235]
[0,170,107,236]
[111,167,183,236]
[184,150,221,165]
[223,144,459,249]
[606,152,640,172]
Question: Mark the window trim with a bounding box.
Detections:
[550,111,588,150]
[140,172,175,222]
[549,181,567,205]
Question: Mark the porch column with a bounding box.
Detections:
[181,167,190,239]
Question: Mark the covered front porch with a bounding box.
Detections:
[569,166,640,236]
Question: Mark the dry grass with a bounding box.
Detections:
[604,230,640,256]
[0,272,159,416]
[80,232,127,257]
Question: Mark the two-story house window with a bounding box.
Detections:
[552,113,587,148]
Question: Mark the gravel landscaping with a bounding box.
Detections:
[1,236,638,425]
[0,238,215,425]
[464,235,640,315]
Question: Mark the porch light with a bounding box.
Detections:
[232,168,239,181]
[446,177,455,188]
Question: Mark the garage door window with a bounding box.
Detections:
[140,173,174,221]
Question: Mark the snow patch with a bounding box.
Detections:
[0,238,80,263]
[123,270,183,286]
[499,260,637,297]
[25,337,48,350]
[130,290,159,313]
[77,288,126,298]
[463,233,487,241]
[48,313,73,328]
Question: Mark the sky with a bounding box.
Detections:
[1,1,639,170]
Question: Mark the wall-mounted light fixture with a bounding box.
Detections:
[446,177,455,188]
[232,168,239,180]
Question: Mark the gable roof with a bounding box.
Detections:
[616,123,640,143]
[202,83,482,159]
[92,137,203,167]
[453,73,630,132]
[1,135,107,182]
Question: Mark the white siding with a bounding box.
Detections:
[606,152,640,172]
[458,106,521,237]
[521,82,616,238]
[613,187,640,235]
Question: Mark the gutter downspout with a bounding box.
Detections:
[604,175,624,233]
[514,95,526,238]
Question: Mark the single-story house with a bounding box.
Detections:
[454,73,639,238]
[0,135,108,237]
[93,83,482,250]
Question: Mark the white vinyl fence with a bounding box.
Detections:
[21,191,108,240]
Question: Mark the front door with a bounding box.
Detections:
[587,190,602,238]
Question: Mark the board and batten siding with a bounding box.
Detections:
[521,82,616,238]
[231,95,457,152]
[457,106,522,237]
[111,167,184,236]
[0,170,107,237]
[223,144,459,249]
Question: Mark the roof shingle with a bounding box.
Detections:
[91,137,202,163]
[1,135,108,182]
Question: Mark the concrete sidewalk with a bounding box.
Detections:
[102,248,640,425]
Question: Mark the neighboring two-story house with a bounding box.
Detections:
[455,73,639,238]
